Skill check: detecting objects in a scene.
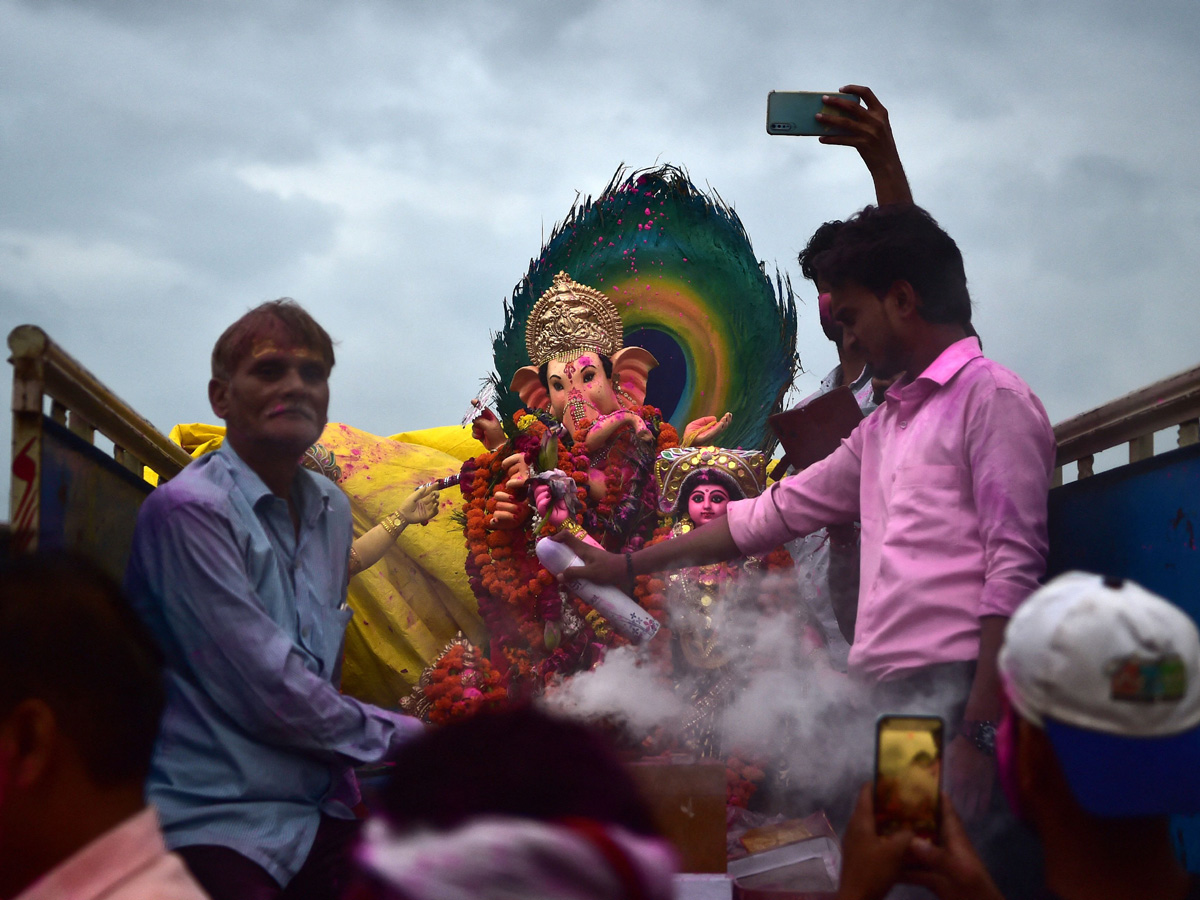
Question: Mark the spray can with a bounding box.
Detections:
[535,538,661,644]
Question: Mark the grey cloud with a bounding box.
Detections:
[2,0,1199,501]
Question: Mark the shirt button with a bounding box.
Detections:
[302,627,311,639]
[900,420,908,429]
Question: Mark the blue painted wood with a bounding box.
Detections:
[1047,441,1200,869]
[39,416,152,581]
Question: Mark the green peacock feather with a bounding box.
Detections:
[491,165,799,452]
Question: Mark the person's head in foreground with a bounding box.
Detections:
[836,571,1200,900]
[0,552,167,899]
[348,705,677,900]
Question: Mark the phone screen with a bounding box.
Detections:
[874,715,943,840]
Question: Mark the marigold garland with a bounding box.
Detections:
[461,407,678,688]
[421,643,509,725]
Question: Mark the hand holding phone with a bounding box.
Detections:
[766,90,862,136]
[874,715,943,841]
[768,85,913,206]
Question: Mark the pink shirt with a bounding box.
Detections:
[727,338,1055,680]
[15,808,209,900]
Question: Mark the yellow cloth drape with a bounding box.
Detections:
[160,421,486,708]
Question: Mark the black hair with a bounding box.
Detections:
[0,551,165,785]
[537,353,615,391]
[815,204,973,328]
[798,219,844,284]
[378,705,659,836]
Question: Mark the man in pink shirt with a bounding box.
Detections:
[0,552,208,900]
[563,203,1056,817]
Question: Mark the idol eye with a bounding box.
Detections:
[690,491,705,503]
[583,370,595,383]
[711,492,728,503]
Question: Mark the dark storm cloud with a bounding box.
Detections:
[1,0,1198,498]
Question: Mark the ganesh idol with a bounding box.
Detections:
[461,272,731,690]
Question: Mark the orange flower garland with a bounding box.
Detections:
[421,642,509,724]
[461,407,679,687]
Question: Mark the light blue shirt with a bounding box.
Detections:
[125,442,421,886]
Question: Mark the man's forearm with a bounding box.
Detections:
[870,158,912,206]
[632,516,741,575]
[964,615,1007,722]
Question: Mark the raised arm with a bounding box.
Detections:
[562,435,865,586]
[816,84,913,206]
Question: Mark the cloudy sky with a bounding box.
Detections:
[3,0,1199,495]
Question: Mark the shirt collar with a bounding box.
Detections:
[218,440,277,507]
[886,336,981,401]
[217,441,330,524]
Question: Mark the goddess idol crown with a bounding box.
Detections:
[656,446,768,515]
[525,272,624,367]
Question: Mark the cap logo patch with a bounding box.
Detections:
[1108,654,1186,703]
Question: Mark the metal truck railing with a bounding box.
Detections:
[8,325,190,573]
[1053,362,1200,485]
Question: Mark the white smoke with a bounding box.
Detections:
[541,644,688,735]
[539,566,972,817]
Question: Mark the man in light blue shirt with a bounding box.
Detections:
[125,299,422,900]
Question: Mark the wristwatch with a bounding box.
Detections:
[960,720,997,756]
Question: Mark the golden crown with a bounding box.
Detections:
[525,272,624,367]
[656,447,767,515]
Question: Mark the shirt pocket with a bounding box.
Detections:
[888,464,970,542]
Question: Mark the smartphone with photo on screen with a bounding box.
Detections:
[874,715,943,841]
[766,90,861,136]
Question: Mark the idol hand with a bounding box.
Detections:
[502,453,529,493]
[491,491,527,529]
[398,483,440,526]
[682,412,732,447]
[470,405,505,451]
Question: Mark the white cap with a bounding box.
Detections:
[999,571,1200,817]
[1000,571,1200,736]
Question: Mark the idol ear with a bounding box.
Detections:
[510,366,549,411]
[611,347,658,406]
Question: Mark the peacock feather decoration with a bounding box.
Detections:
[490,165,799,452]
